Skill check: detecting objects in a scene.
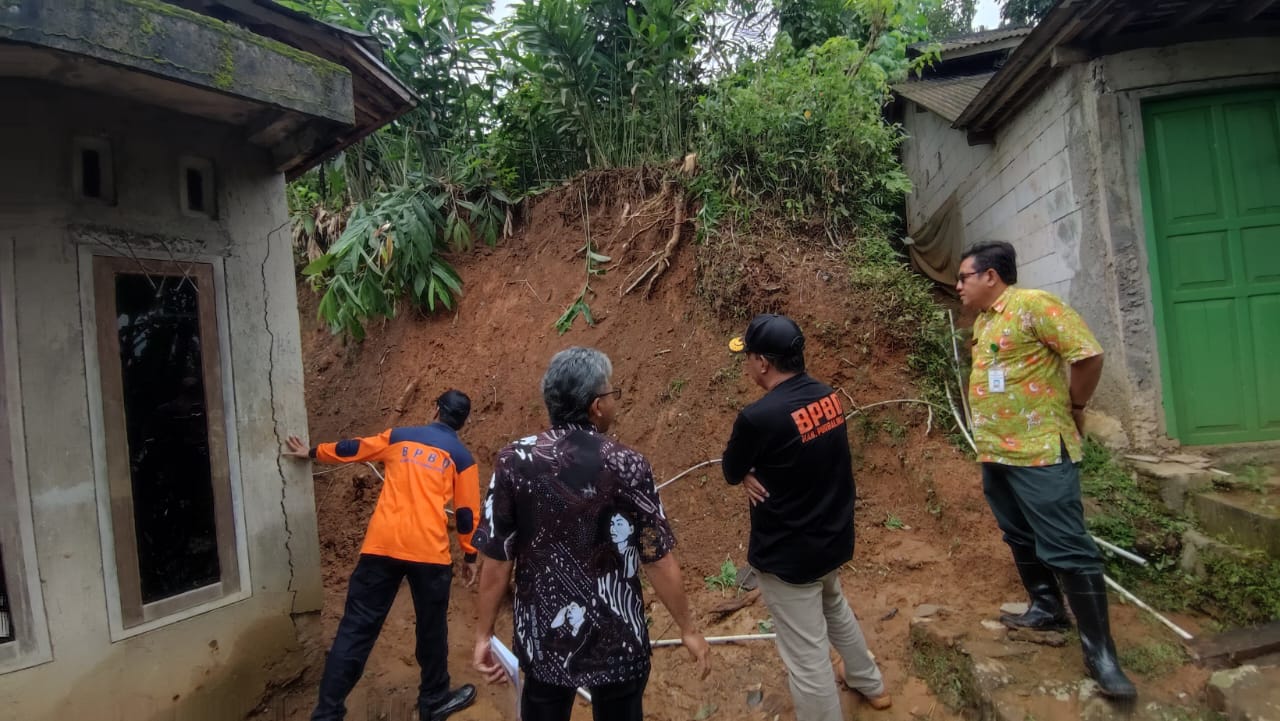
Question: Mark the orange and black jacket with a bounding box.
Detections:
[311,422,481,564]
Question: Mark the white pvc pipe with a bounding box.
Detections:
[576,634,778,703]
[656,459,722,491]
[651,632,777,647]
[1103,574,1193,640]
[944,383,979,454]
[1092,535,1148,566]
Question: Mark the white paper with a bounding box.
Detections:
[489,636,522,719]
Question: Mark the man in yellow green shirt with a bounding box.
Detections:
[957,241,1135,701]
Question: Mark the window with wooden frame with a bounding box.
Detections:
[1,240,51,672]
[0,553,12,644]
[92,256,239,628]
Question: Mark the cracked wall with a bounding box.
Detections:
[0,80,321,721]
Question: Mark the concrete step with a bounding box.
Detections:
[1206,665,1280,721]
[1126,458,1217,515]
[1197,442,1280,471]
[1190,486,1280,560]
[1123,451,1280,560]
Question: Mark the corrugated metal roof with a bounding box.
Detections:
[956,0,1280,138]
[893,73,996,123]
[924,26,1033,53]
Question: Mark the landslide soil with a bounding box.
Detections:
[260,170,1208,721]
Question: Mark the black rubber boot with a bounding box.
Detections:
[426,684,477,721]
[1000,546,1070,631]
[1061,572,1137,700]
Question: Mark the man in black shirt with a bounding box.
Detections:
[723,314,890,721]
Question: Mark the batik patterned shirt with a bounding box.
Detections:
[472,423,675,688]
[968,286,1102,467]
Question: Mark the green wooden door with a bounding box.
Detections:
[1143,89,1280,444]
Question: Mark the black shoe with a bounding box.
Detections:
[428,684,477,721]
[1060,572,1137,700]
[1000,546,1070,631]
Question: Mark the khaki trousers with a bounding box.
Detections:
[758,570,884,721]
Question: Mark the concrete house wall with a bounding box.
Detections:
[904,68,1085,299]
[0,81,321,721]
[1080,38,1280,446]
[901,38,1280,447]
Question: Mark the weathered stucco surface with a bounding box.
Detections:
[0,81,321,721]
[901,37,1280,447]
[0,0,353,124]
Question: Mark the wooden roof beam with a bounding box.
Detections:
[1050,45,1091,67]
[1173,1,1216,26]
[1096,21,1280,53]
[960,0,1110,132]
[1233,0,1278,21]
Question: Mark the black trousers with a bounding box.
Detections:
[312,554,453,721]
[521,668,649,721]
[981,455,1103,573]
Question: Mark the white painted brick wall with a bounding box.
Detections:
[902,68,1084,291]
[901,104,992,226]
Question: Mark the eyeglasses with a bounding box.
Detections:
[596,388,622,400]
[956,270,983,284]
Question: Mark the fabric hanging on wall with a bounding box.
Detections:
[904,192,963,286]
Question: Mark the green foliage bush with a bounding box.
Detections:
[696,32,918,240]
[302,181,506,338]
[286,0,955,339]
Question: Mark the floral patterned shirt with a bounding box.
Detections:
[968,286,1102,467]
[472,423,675,688]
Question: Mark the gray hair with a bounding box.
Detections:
[542,347,613,426]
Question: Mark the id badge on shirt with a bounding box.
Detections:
[988,367,1006,393]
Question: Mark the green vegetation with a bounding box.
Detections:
[704,557,739,594]
[1080,438,1186,550]
[884,513,905,530]
[1081,439,1280,628]
[280,0,980,338]
[1220,463,1273,494]
[555,183,610,334]
[213,38,235,90]
[302,187,469,339]
[998,0,1053,25]
[1118,640,1187,677]
[910,623,980,711]
[695,29,924,242]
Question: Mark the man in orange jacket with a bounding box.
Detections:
[285,389,481,721]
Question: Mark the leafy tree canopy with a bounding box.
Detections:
[1000,0,1052,26]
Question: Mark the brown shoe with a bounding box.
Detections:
[862,692,892,710]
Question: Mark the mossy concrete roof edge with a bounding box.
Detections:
[0,0,354,125]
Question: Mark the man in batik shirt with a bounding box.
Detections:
[471,347,710,721]
[957,241,1135,700]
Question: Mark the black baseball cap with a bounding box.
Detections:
[728,314,805,355]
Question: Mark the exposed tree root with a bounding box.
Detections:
[622,156,696,296]
[643,189,686,297]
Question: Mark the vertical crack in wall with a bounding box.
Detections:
[262,219,297,612]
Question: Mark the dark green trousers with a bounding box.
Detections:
[981,459,1103,574]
